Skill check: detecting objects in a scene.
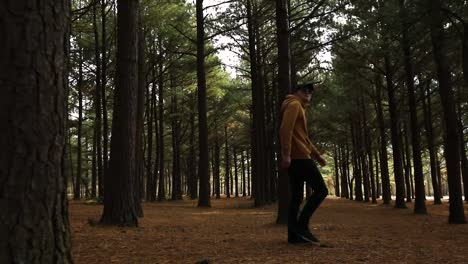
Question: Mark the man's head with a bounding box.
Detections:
[293,83,314,103]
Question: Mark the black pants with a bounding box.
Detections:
[288,159,328,234]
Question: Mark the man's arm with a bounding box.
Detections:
[310,141,327,166]
[280,102,300,167]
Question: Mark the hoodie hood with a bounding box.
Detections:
[281,95,304,113]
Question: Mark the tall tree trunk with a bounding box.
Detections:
[341,145,349,198]
[215,138,221,198]
[171,92,182,200]
[101,0,109,198]
[375,74,391,204]
[351,121,363,201]
[384,54,406,209]
[93,0,103,201]
[334,145,341,197]
[189,105,198,199]
[275,0,291,224]
[362,101,376,203]
[224,126,230,198]
[375,148,381,198]
[75,44,84,200]
[247,150,251,197]
[359,100,370,202]
[234,147,239,197]
[134,18,145,217]
[421,81,442,204]
[146,77,155,201]
[402,123,413,203]
[428,0,466,223]
[157,40,166,202]
[100,0,140,226]
[242,150,247,197]
[456,83,468,202]
[92,124,98,198]
[399,0,426,213]
[196,0,211,207]
[0,1,73,260]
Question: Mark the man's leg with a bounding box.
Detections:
[297,159,329,231]
[287,160,306,242]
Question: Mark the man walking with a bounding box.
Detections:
[280,83,328,244]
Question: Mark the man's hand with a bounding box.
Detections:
[316,155,327,167]
[281,155,291,168]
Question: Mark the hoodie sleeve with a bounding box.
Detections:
[280,101,301,157]
[309,141,321,159]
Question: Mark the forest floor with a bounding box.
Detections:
[70,197,468,264]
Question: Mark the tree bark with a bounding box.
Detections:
[157,39,166,202]
[402,123,413,203]
[100,0,140,226]
[399,0,426,213]
[196,0,211,208]
[384,54,406,209]
[215,138,221,198]
[374,74,391,204]
[428,0,466,223]
[275,0,291,224]
[134,17,145,217]
[334,145,341,197]
[421,81,442,204]
[101,0,109,181]
[0,0,73,261]
[75,43,84,200]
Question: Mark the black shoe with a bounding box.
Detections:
[288,234,310,244]
[295,228,320,244]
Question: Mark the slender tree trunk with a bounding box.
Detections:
[428,0,466,223]
[134,18,145,217]
[189,105,198,199]
[101,0,109,180]
[363,104,376,203]
[0,1,73,261]
[456,84,468,202]
[92,125,97,198]
[93,0,103,201]
[215,138,221,198]
[375,74,391,204]
[224,126,230,198]
[402,123,413,203]
[100,0,140,226]
[146,78,155,201]
[242,151,247,197]
[399,0,426,213]
[75,44,84,200]
[275,0,291,224]
[351,121,363,201]
[334,145,341,197]
[157,40,166,202]
[384,54,407,209]
[341,145,349,198]
[421,82,442,204]
[171,92,182,200]
[196,0,211,208]
[360,99,370,202]
[375,148,381,198]
[247,150,251,197]
[234,147,239,197]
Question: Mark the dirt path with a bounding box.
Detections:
[70,197,468,264]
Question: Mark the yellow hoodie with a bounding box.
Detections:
[280,95,321,159]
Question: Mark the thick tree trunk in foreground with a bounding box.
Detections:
[0,0,73,262]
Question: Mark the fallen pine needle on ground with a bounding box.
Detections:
[70,197,468,264]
